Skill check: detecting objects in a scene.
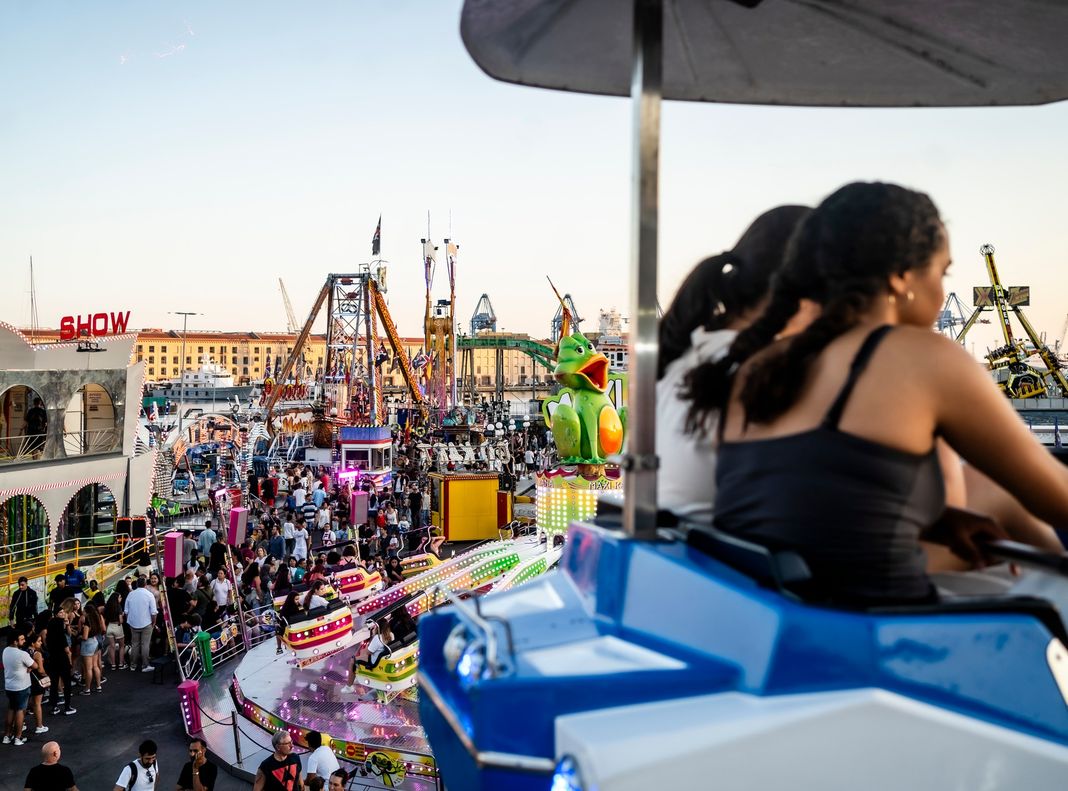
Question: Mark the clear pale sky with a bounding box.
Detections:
[3,2,1068,356]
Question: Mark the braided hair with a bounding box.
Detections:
[658,205,811,379]
[685,182,944,433]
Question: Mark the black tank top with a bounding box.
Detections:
[714,326,944,606]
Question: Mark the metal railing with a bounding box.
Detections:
[62,427,122,456]
[0,433,47,464]
[0,532,148,587]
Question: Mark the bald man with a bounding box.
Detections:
[24,741,78,791]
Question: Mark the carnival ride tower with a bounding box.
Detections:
[264,270,426,436]
[421,237,460,411]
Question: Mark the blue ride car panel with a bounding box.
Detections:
[419,520,1068,790]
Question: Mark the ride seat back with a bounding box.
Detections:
[684,524,811,596]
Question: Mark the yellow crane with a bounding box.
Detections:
[957,244,1068,398]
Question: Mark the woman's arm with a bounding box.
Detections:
[931,335,1068,530]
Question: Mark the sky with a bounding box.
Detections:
[3,2,1068,356]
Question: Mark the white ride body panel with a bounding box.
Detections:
[555,688,1068,790]
[524,635,685,677]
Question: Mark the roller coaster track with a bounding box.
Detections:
[458,336,556,370]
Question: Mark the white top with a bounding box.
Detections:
[524,449,535,464]
[282,520,295,539]
[308,594,329,610]
[293,487,307,507]
[3,646,35,692]
[209,578,232,607]
[317,509,330,529]
[306,745,341,779]
[655,327,735,517]
[115,759,159,791]
[368,633,387,663]
[124,586,159,630]
[293,527,309,559]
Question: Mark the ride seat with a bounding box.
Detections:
[684,523,1068,643]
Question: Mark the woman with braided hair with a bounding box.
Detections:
[685,181,1068,607]
[656,204,812,516]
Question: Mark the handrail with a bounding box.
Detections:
[62,427,122,456]
[0,433,47,463]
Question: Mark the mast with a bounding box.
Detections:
[446,237,459,406]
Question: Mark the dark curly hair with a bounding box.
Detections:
[685,182,944,434]
[658,205,811,379]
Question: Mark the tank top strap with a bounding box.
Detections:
[820,325,895,430]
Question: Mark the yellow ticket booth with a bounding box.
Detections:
[429,472,506,541]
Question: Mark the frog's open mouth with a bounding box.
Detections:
[577,355,609,391]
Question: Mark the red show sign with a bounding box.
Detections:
[59,311,131,341]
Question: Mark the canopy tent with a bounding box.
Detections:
[459,0,1068,538]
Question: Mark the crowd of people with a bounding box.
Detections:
[18,736,224,791]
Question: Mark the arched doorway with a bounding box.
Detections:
[0,385,48,463]
[57,483,118,547]
[63,383,119,457]
[1,494,49,562]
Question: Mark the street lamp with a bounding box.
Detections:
[169,311,200,433]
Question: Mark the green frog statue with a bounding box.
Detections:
[542,330,627,465]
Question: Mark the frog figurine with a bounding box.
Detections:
[543,331,626,464]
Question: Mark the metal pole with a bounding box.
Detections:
[364,275,379,425]
[171,311,199,434]
[231,713,243,765]
[623,0,662,540]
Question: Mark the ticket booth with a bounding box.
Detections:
[429,472,503,541]
[337,426,393,492]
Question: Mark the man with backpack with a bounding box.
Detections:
[113,740,159,791]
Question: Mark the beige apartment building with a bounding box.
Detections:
[28,328,565,392]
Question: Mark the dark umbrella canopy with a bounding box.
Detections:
[461,0,1068,107]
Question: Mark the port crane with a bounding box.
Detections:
[956,245,1068,398]
[279,279,299,334]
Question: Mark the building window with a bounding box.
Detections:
[136,355,143,362]
[148,355,155,363]
[243,356,249,364]
[185,356,191,364]
[137,345,143,352]
[161,345,167,352]
[243,367,249,374]
[231,356,238,364]
[172,367,178,376]
[231,346,237,353]
[209,346,215,353]
[148,345,155,352]
[148,367,155,375]
[198,346,204,353]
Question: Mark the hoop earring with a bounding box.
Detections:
[906,291,915,303]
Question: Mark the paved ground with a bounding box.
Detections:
[0,666,250,791]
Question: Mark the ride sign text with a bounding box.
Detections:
[59,311,132,341]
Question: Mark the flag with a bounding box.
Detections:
[372,215,381,257]
[422,239,437,291]
[446,240,459,294]
[264,355,272,380]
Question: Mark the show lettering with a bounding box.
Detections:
[59,310,131,341]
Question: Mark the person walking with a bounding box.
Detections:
[113,739,160,791]
[24,741,78,791]
[177,736,217,791]
[253,730,302,791]
[123,579,157,673]
[4,627,35,745]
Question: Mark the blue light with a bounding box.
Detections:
[550,756,584,791]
